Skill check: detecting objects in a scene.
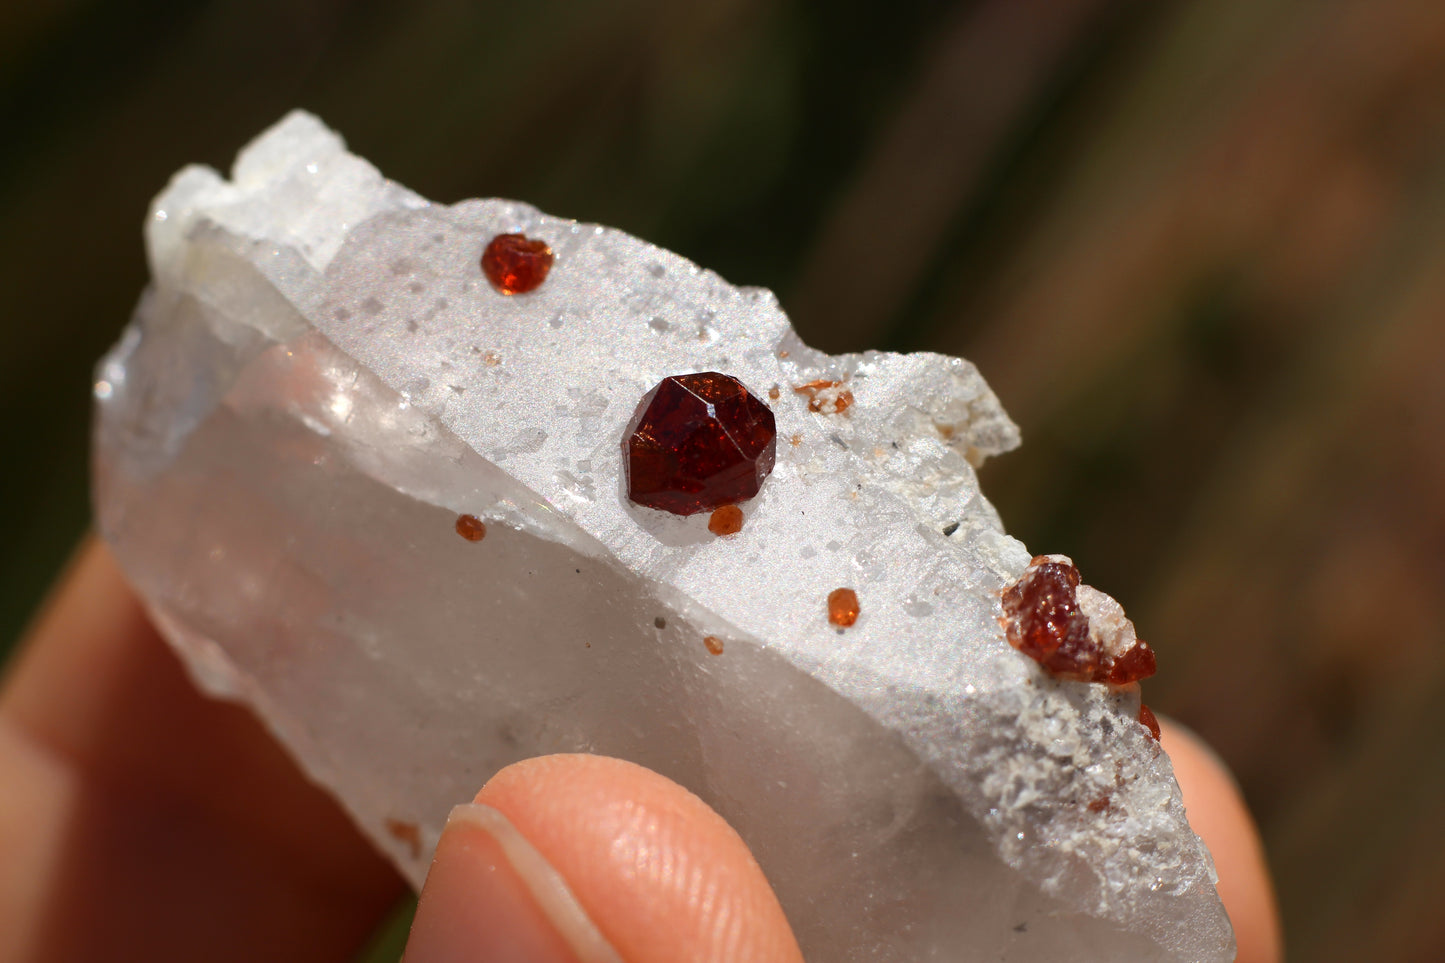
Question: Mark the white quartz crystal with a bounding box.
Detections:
[93,112,1234,961]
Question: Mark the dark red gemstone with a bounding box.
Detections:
[624,372,776,516]
[481,233,553,294]
[1001,559,1090,672]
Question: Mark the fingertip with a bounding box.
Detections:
[405,802,616,963]
[1160,719,1284,963]
[471,754,802,963]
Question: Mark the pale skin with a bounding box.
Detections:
[0,539,1282,962]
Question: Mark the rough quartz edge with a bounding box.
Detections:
[98,110,1235,961]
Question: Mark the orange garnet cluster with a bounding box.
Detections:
[1001,556,1156,686]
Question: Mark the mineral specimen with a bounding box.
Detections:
[93,111,1234,962]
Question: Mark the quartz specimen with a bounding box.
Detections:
[93,111,1234,962]
[624,372,777,515]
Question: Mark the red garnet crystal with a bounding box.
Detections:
[481,233,553,294]
[624,372,776,516]
[1001,556,1157,685]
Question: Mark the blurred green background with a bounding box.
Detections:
[5,0,1445,959]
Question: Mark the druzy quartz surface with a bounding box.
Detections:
[92,112,1234,962]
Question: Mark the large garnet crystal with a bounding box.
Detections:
[624,372,777,516]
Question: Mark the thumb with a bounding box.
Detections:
[402,754,804,963]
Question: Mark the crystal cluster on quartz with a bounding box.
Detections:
[92,112,1235,962]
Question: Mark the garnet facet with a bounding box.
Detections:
[481,233,553,294]
[624,372,776,516]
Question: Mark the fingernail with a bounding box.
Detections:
[403,803,623,963]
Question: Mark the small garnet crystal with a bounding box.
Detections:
[481,233,553,295]
[828,588,860,627]
[1139,704,1162,741]
[454,514,487,542]
[1000,555,1156,685]
[708,504,744,536]
[624,372,776,516]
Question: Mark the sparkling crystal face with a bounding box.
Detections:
[624,372,776,516]
[481,233,553,294]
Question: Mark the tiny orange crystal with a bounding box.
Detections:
[1139,704,1162,741]
[794,379,853,414]
[708,504,744,536]
[385,818,422,859]
[481,233,554,294]
[703,635,725,655]
[828,588,860,627]
[455,514,487,541]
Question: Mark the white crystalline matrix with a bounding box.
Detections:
[92,111,1235,962]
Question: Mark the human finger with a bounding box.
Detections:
[0,538,404,962]
[1161,718,1284,963]
[404,753,804,963]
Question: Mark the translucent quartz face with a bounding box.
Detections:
[93,111,1234,962]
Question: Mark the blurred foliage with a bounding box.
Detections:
[353,894,415,963]
[4,0,1445,958]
